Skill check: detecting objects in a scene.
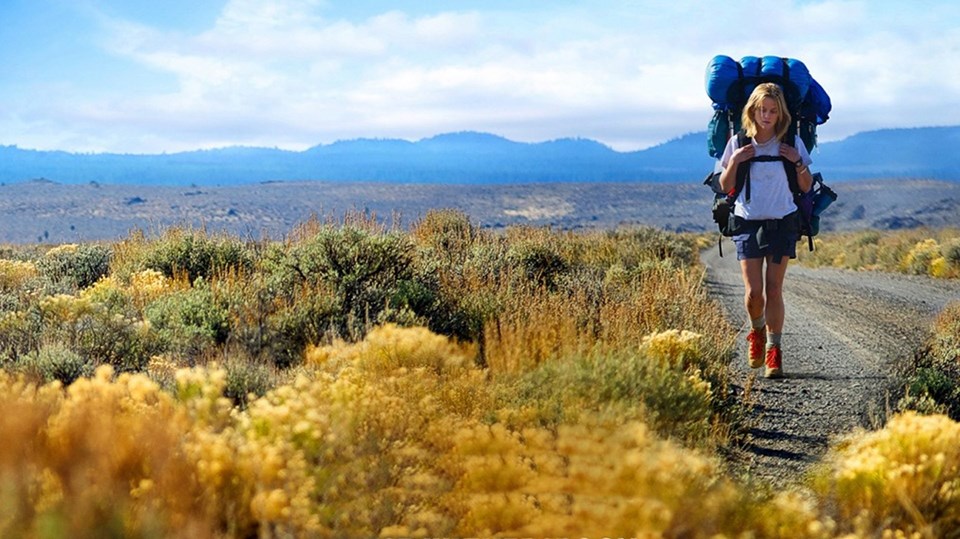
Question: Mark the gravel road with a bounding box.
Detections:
[702,240,960,488]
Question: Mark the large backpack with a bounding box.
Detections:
[704,132,837,255]
[703,55,837,256]
[705,55,831,158]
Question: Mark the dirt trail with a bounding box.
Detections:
[702,240,960,487]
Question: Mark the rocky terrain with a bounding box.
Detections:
[0,178,958,244]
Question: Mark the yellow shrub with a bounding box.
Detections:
[44,243,79,257]
[306,323,477,375]
[0,366,216,537]
[639,329,702,368]
[79,274,121,299]
[0,259,37,290]
[38,293,96,323]
[900,239,941,275]
[129,268,178,308]
[1,326,845,538]
[929,256,952,278]
[813,411,960,537]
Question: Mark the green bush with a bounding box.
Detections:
[567,228,698,270]
[266,226,419,338]
[943,238,960,267]
[263,289,340,368]
[140,230,254,282]
[20,343,92,385]
[897,303,960,420]
[78,312,154,373]
[411,209,476,260]
[224,359,274,409]
[0,309,41,364]
[498,345,717,447]
[145,278,230,361]
[32,293,154,373]
[901,367,959,415]
[36,244,112,291]
[507,242,568,289]
[854,230,882,247]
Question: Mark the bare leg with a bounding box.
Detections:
[763,255,790,334]
[739,258,765,322]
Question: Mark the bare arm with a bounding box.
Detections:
[779,143,813,192]
[719,142,755,192]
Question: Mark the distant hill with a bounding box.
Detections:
[1,126,959,186]
[812,126,960,180]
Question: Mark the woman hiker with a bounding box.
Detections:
[718,82,813,378]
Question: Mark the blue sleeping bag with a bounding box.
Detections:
[705,55,831,157]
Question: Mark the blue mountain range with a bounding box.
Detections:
[1,126,958,186]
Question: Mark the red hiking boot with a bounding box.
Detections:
[765,346,783,379]
[746,328,766,369]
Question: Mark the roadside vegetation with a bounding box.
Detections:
[1,213,959,537]
[799,228,960,424]
[799,227,960,279]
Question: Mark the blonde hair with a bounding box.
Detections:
[741,82,792,141]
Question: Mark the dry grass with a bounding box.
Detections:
[3,215,960,537]
[798,228,960,278]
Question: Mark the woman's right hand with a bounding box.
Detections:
[718,140,754,193]
[730,142,755,165]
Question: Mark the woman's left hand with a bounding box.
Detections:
[779,143,801,164]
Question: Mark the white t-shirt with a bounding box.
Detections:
[720,135,812,220]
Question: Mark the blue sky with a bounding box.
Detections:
[2,0,959,154]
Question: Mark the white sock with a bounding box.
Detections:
[751,316,766,330]
[766,332,781,349]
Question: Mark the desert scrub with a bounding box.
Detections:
[30,291,155,372]
[0,366,218,537]
[0,258,39,291]
[145,277,230,361]
[0,258,41,312]
[112,227,255,282]
[897,301,960,419]
[0,326,847,539]
[263,224,423,339]
[799,228,960,278]
[410,208,477,262]
[505,234,569,289]
[35,243,112,292]
[494,329,723,448]
[17,342,92,385]
[263,285,341,368]
[483,246,732,376]
[0,309,42,363]
[575,227,699,268]
[901,238,942,276]
[812,411,960,538]
[212,270,321,367]
[223,357,274,408]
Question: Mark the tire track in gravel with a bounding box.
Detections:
[702,239,960,487]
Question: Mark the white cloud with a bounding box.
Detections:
[6,0,960,153]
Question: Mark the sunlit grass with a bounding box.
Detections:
[1,215,959,536]
[798,227,960,278]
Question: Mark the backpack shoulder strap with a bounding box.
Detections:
[733,131,752,201]
[780,127,814,251]
[736,131,750,148]
[733,129,805,201]
[782,128,802,196]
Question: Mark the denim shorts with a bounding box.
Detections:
[732,215,799,263]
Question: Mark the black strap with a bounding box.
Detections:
[731,131,801,203]
[735,132,751,202]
